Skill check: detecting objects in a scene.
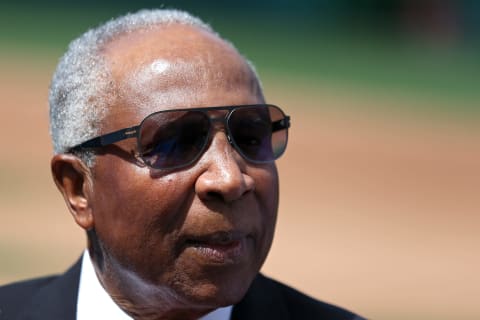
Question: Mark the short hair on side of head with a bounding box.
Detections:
[49,9,221,167]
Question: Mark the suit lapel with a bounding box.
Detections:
[18,258,82,320]
[231,274,289,320]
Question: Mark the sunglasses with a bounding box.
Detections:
[70,104,290,170]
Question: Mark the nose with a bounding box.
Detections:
[195,133,255,203]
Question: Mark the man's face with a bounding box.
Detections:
[88,25,279,310]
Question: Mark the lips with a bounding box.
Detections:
[182,230,248,264]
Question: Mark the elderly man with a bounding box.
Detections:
[0,9,364,320]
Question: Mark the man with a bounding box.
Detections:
[0,9,364,320]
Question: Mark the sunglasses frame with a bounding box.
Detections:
[70,104,290,170]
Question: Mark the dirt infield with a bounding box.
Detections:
[1,60,479,319]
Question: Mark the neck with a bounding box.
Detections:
[87,247,214,320]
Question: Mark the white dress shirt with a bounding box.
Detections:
[77,251,233,320]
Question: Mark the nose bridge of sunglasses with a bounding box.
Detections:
[203,112,238,153]
[207,111,229,131]
[207,117,234,148]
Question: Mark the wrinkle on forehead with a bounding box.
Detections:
[103,24,262,111]
[124,58,259,109]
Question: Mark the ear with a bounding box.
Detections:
[51,154,95,230]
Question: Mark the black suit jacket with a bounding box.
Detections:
[0,259,364,320]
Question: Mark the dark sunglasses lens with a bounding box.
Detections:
[229,105,288,162]
[138,111,210,169]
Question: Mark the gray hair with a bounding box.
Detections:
[49,9,259,167]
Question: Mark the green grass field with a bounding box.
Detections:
[1,3,479,114]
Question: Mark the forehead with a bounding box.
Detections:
[104,24,234,69]
[101,24,261,124]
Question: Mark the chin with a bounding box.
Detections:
[187,279,252,308]
[169,236,265,308]
[175,267,257,309]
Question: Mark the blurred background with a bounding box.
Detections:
[1,1,479,319]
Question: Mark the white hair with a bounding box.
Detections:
[49,9,260,166]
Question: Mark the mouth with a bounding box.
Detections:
[182,231,249,264]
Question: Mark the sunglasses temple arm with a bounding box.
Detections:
[272,116,290,132]
[72,125,139,149]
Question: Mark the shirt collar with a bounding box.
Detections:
[77,250,232,320]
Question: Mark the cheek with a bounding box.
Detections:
[91,158,196,264]
[250,164,279,255]
[255,163,279,217]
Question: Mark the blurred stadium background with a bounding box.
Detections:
[1,1,479,319]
